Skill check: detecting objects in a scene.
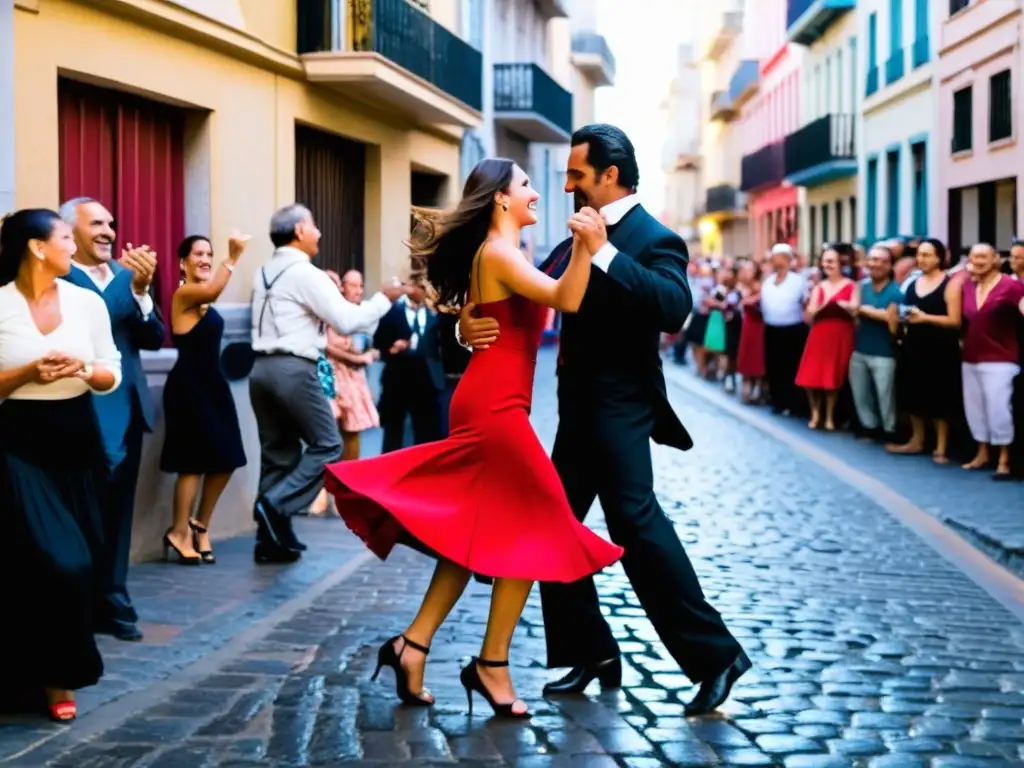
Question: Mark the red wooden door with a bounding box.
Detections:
[59,79,185,344]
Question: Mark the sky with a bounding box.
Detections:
[594,0,694,218]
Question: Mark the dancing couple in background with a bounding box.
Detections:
[325,124,749,718]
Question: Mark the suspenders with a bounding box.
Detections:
[256,262,300,339]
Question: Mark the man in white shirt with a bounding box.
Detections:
[249,204,406,562]
[761,243,809,415]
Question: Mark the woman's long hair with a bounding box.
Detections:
[409,158,516,310]
[0,209,62,286]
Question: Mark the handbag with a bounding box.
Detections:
[317,354,336,399]
[703,309,727,353]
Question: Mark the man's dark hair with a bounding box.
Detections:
[571,124,640,190]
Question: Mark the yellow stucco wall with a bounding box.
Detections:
[13,0,461,300]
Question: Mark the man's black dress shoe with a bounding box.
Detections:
[255,500,307,551]
[96,622,143,642]
[543,657,622,695]
[684,651,751,716]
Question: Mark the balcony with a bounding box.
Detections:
[783,114,856,186]
[703,10,742,60]
[493,63,573,142]
[705,184,744,215]
[740,141,785,192]
[728,59,760,107]
[710,90,736,121]
[297,0,482,127]
[787,0,855,46]
[571,31,616,87]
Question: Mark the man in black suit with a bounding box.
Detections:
[374,280,442,452]
[458,124,749,716]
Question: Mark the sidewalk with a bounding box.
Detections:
[661,361,1024,578]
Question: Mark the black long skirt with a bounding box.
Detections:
[0,395,106,703]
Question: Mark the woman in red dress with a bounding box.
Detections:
[735,260,766,403]
[795,247,858,430]
[324,159,623,718]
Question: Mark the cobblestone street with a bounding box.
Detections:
[4,349,1024,767]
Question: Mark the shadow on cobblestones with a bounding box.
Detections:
[5,350,1024,767]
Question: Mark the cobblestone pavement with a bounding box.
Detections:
[660,361,1024,575]
[5,349,1024,766]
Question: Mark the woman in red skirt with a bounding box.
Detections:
[736,260,766,403]
[795,247,858,430]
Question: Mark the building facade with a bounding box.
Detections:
[696,0,757,258]
[740,0,804,258]
[856,0,938,244]
[12,0,483,557]
[662,44,703,254]
[936,0,1023,258]
[457,0,613,262]
[786,0,858,260]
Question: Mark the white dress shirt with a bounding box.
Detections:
[0,280,123,400]
[760,271,808,326]
[589,193,642,273]
[401,296,428,351]
[71,260,154,317]
[250,246,392,362]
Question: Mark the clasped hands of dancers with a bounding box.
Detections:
[324,125,750,719]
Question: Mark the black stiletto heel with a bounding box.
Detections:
[460,657,530,719]
[188,519,216,564]
[370,635,433,706]
[163,527,200,565]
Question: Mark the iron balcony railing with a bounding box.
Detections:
[740,141,785,192]
[493,62,573,136]
[706,184,741,213]
[783,114,855,178]
[297,0,483,111]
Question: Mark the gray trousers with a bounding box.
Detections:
[249,354,342,517]
[849,351,897,433]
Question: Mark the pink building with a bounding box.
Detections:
[739,0,802,258]
[937,0,1024,259]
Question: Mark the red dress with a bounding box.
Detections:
[324,294,624,582]
[736,302,765,378]
[795,281,856,391]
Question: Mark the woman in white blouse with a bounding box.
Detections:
[0,209,121,723]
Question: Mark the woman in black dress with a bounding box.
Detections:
[890,238,964,463]
[0,209,121,722]
[160,234,249,564]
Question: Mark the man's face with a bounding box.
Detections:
[341,270,364,303]
[867,249,892,280]
[1010,245,1024,276]
[407,282,426,304]
[72,201,116,265]
[295,211,321,256]
[565,142,614,211]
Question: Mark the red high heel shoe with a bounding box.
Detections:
[48,700,76,723]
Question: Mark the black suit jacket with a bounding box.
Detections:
[374,301,444,395]
[541,204,694,451]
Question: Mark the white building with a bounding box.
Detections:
[856,0,939,243]
[458,0,615,261]
[786,0,858,258]
[662,44,704,253]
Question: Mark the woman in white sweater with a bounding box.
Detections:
[0,209,121,723]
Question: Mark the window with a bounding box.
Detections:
[459,131,486,182]
[952,85,973,152]
[911,141,927,235]
[810,206,817,259]
[814,65,822,117]
[850,37,858,108]
[836,49,844,113]
[850,195,858,240]
[821,203,830,245]
[989,69,1012,143]
[885,0,905,85]
[886,148,900,237]
[950,0,970,14]
[866,15,879,96]
[866,158,878,241]
[835,199,844,241]
[825,57,832,114]
[912,0,929,68]
[463,0,483,49]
